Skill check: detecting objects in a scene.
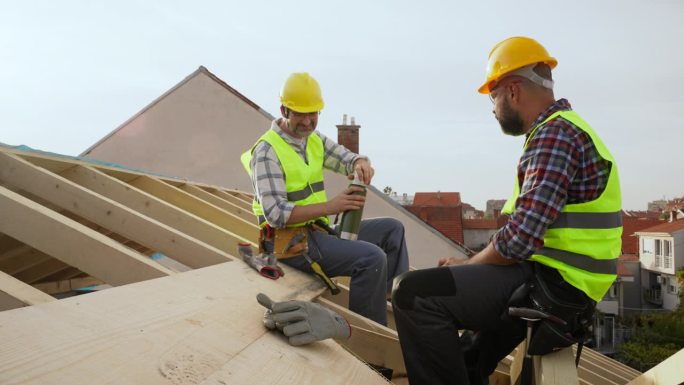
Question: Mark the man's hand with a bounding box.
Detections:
[257,293,351,346]
[351,158,374,185]
[437,257,468,267]
[324,186,366,215]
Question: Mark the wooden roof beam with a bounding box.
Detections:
[60,165,247,262]
[0,186,172,286]
[0,270,55,311]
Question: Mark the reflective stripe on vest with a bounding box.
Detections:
[502,110,622,302]
[287,180,325,201]
[547,211,622,229]
[241,129,329,228]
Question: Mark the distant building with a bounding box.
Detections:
[461,203,483,219]
[405,192,464,244]
[635,217,684,312]
[389,192,414,206]
[485,199,507,218]
[647,199,668,213]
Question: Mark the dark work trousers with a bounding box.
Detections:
[281,217,409,326]
[391,262,534,385]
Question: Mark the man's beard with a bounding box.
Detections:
[497,99,526,136]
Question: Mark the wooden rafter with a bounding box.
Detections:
[0,270,55,311]
[60,165,252,258]
[126,175,257,241]
[0,185,173,286]
[0,153,234,269]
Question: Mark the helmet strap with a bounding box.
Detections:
[509,64,554,90]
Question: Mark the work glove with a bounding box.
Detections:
[256,293,351,346]
[237,243,284,280]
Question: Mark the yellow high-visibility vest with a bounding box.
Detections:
[241,129,329,228]
[502,110,622,301]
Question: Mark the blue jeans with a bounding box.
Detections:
[282,217,409,325]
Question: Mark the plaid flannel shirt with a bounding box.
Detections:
[494,99,612,260]
[249,119,366,228]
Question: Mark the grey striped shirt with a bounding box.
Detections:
[249,119,366,228]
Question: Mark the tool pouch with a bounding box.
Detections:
[273,227,309,259]
[526,264,595,356]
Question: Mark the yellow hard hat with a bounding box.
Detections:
[280,72,324,113]
[478,36,557,94]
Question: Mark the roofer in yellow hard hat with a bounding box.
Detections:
[241,72,409,342]
[392,37,622,384]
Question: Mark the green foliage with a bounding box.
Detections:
[618,335,680,372]
[618,312,684,371]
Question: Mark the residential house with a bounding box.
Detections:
[635,217,684,311]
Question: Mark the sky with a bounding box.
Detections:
[1,0,682,211]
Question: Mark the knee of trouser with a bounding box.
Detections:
[391,270,417,311]
[383,217,405,235]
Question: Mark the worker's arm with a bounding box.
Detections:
[319,132,374,184]
[286,186,365,225]
[439,242,515,266]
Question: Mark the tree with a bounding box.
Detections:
[383,186,393,195]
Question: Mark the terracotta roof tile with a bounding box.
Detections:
[635,218,684,234]
[413,192,461,206]
[621,216,665,254]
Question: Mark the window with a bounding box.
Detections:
[642,238,654,254]
[655,240,661,256]
[664,240,671,257]
[664,254,672,269]
[666,277,678,294]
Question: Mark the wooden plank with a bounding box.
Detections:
[0,186,173,286]
[33,276,102,295]
[0,153,233,269]
[0,236,25,260]
[626,348,684,385]
[0,248,53,275]
[509,343,526,385]
[0,262,388,385]
[126,175,257,241]
[578,346,642,380]
[0,270,55,311]
[14,258,71,284]
[317,296,405,379]
[179,183,254,222]
[205,187,254,211]
[60,165,255,256]
[317,297,398,339]
[536,347,579,385]
[322,282,397,331]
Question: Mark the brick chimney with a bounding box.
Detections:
[337,114,360,154]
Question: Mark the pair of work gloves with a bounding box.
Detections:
[238,243,284,280]
[257,293,351,346]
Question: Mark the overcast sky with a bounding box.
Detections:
[1,0,682,210]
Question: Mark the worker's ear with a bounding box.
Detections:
[280,105,289,118]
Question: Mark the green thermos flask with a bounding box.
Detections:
[338,174,366,240]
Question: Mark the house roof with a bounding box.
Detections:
[412,192,461,206]
[622,210,662,220]
[81,66,274,157]
[621,216,664,254]
[634,218,684,235]
[463,218,499,230]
